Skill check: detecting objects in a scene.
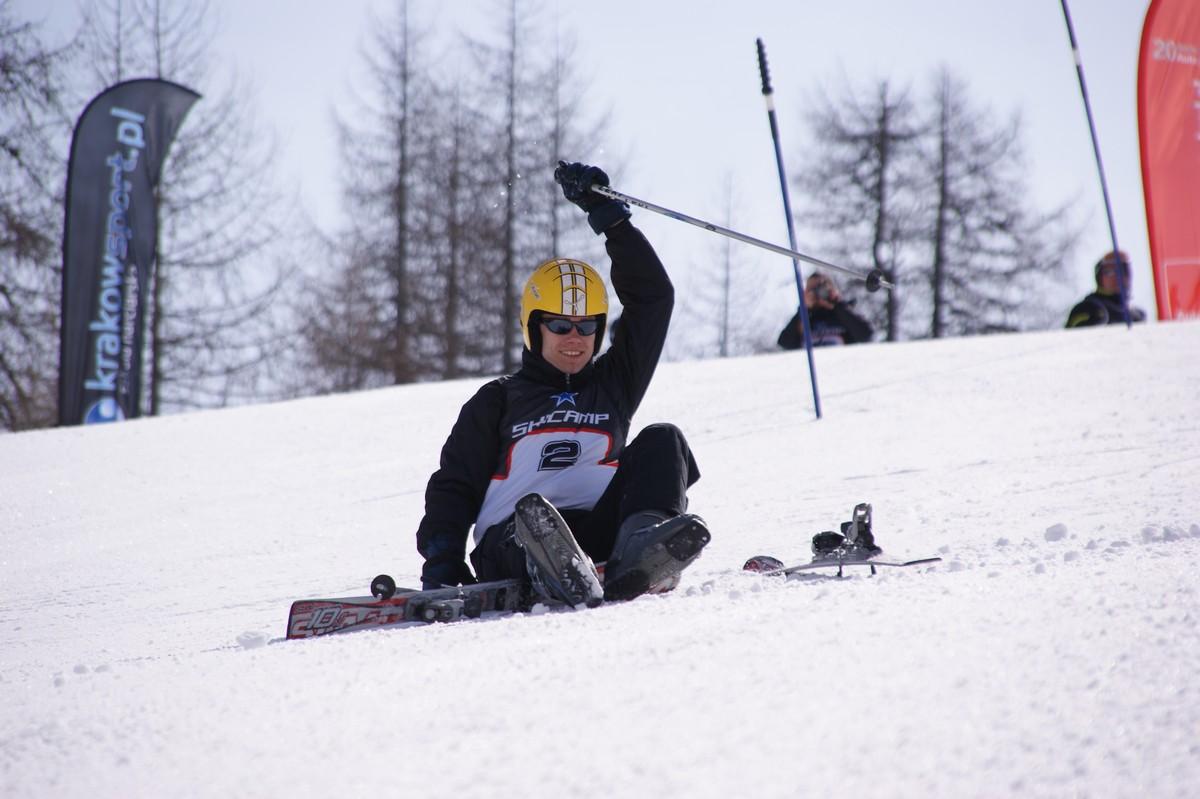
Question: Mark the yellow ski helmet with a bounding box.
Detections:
[521,258,609,354]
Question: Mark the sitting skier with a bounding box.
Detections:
[415,161,710,607]
[1065,250,1147,328]
[777,272,873,349]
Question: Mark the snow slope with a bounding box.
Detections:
[3,322,1199,798]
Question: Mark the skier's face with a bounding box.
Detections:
[540,315,598,374]
[1097,263,1127,295]
[806,275,838,307]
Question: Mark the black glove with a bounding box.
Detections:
[420,555,477,590]
[554,160,631,234]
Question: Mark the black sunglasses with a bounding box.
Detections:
[542,316,600,336]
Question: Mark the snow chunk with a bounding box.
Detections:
[236,631,268,650]
[1044,523,1068,542]
[1143,525,1188,543]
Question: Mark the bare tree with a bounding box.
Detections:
[918,69,1078,337]
[671,176,777,360]
[301,1,443,391]
[419,83,506,379]
[470,0,594,370]
[795,79,924,342]
[78,0,296,414]
[0,4,73,430]
[798,71,1078,340]
[301,0,611,392]
[464,0,542,371]
[498,1,521,371]
[539,22,608,266]
[300,235,395,393]
[430,2,609,377]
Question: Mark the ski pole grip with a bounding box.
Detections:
[756,38,772,95]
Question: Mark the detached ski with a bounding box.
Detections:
[286,577,531,640]
[743,501,942,578]
[744,553,942,578]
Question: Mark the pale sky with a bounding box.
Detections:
[20,0,1153,329]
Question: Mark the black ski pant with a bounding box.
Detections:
[470,423,700,581]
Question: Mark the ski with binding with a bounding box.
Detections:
[286,576,531,640]
[742,502,942,578]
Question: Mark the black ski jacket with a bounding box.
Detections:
[416,221,673,581]
[1065,291,1147,328]
[778,302,874,349]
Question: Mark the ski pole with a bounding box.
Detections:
[589,184,893,292]
[757,37,822,420]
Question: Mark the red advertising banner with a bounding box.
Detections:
[1138,0,1200,320]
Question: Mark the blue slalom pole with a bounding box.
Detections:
[757,38,822,419]
[1059,0,1132,327]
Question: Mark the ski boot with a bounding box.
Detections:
[603,511,711,601]
[513,493,604,608]
[810,502,882,561]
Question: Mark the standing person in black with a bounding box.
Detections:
[415,161,710,608]
[1065,251,1147,328]
[778,272,874,349]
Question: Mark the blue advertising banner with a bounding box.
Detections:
[58,79,199,426]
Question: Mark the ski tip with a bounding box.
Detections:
[371,573,397,600]
[743,555,785,573]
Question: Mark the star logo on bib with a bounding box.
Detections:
[550,391,578,408]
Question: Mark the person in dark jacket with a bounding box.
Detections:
[778,272,873,349]
[415,162,709,607]
[1065,250,1147,328]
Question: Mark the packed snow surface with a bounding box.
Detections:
[3,322,1199,797]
